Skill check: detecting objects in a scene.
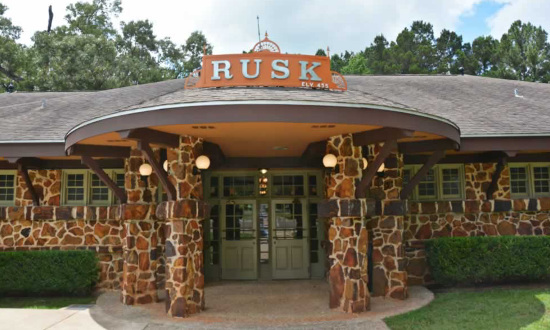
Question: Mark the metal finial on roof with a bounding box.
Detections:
[41,99,47,109]
[514,89,524,98]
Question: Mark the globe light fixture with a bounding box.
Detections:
[139,163,153,176]
[163,160,169,172]
[362,158,368,170]
[193,155,211,175]
[377,163,385,173]
[259,168,268,174]
[322,154,338,168]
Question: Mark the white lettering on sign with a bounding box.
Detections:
[271,59,289,79]
[298,61,322,81]
[211,60,233,80]
[240,59,262,79]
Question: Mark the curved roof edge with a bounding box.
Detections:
[64,100,462,150]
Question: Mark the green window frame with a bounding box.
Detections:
[0,170,17,206]
[510,163,550,198]
[62,169,125,206]
[404,164,464,201]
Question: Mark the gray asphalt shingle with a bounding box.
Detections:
[0,75,549,142]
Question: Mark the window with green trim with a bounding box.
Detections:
[0,171,16,206]
[510,163,550,198]
[223,176,255,197]
[63,169,124,205]
[404,164,464,200]
[272,175,305,196]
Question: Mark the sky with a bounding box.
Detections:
[3,0,550,55]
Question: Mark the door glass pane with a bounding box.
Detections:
[225,203,254,240]
[309,203,319,263]
[273,202,304,239]
[208,205,220,265]
[259,203,269,264]
[308,175,318,196]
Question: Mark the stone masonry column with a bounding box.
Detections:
[320,134,370,313]
[367,144,408,299]
[120,148,161,305]
[158,136,206,317]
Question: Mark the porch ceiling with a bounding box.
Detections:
[78,123,442,157]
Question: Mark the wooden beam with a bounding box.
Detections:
[67,144,131,158]
[302,140,326,159]
[353,128,414,146]
[399,139,459,154]
[400,150,446,200]
[0,159,124,170]
[17,162,40,206]
[355,140,397,198]
[118,128,179,148]
[137,141,176,201]
[486,156,508,200]
[203,141,225,168]
[81,156,127,204]
[404,151,527,165]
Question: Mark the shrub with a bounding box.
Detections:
[0,250,99,296]
[425,236,550,286]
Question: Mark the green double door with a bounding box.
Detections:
[220,199,309,280]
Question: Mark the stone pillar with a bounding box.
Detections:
[321,134,370,313]
[160,136,206,318]
[367,144,408,299]
[120,147,161,305]
[157,200,206,317]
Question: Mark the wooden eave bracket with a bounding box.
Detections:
[353,128,414,146]
[486,154,508,200]
[81,156,127,204]
[17,162,40,206]
[398,139,459,154]
[118,128,180,148]
[67,144,131,158]
[137,141,177,201]
[400,149,446,200]
[355,140,397,198]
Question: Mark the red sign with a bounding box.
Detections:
[185,35,347,91]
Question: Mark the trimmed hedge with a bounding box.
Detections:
[0,250,99,296]
[425,236,550,286]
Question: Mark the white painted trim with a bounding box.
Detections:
[65,100,461,138]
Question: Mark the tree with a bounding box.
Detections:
[183,31,212,75]
[497,20,550,82]
[341,53,369,74]
[365,35,398,74]
[0,3,26,88]
[64,0,121,37]
[315,48,327,56]
[435,29,463,73]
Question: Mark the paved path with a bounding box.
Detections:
[0,282,433,330]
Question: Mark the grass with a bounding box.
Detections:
[0,296,96,309]
[385,287,550,330]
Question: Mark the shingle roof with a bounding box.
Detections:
[1,75,549,142]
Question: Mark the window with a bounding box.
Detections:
[510,163,550,198]
[223,176,255,197]
[63,169,125,205]
[272,175,305,196]
[404,164,464,200]
[0,171,17,206]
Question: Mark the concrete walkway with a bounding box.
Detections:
[0,281,434,330]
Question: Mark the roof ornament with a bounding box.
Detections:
[514,88,524,98]
[41,99,47,109]
[252,32,281,53]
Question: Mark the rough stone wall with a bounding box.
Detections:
[0,205,123,290]
[324,134,370,313]
[166,136,204,200]
[126,148,161,204]
[157,200,206,317]
[465,163,510,200]
[160,136,206,318]
[366,143,407,299]
[16,170,62,206]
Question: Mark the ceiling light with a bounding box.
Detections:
[273,146,288,151]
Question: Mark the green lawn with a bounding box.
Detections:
[0,296,96,309]
[385,287,550,330]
